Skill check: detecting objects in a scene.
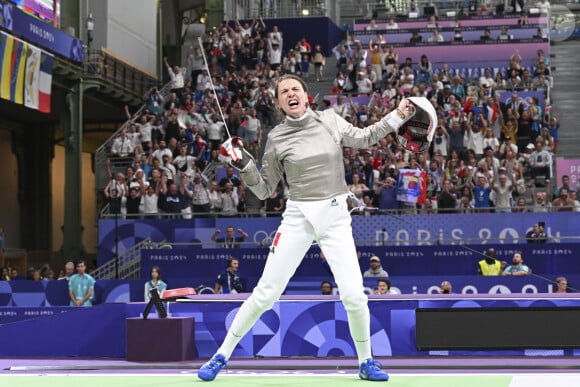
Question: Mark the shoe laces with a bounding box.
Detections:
[207,356,227,371]
[366,358,383,371]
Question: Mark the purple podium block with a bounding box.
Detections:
[126,317,196,362]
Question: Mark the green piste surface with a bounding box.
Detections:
[0,374,513,386]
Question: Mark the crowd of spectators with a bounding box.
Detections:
[0,261,78,282]
[102,17,336,218]
[100,11,577,220]
[316,11,574,215]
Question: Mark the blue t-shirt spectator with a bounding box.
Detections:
[473,185,491,209]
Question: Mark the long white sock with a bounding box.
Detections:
[216,297,264,359]
[347,306,372,364]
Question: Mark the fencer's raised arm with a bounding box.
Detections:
[238,98,426,202]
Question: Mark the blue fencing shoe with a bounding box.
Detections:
[197,353,228,381]
[358,358,390,381]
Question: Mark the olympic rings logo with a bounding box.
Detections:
[253,230,279,247]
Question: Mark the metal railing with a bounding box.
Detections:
[93,81,173,206]
[83,48,159,100]
[224,0,329,19]
[90,237,157,280]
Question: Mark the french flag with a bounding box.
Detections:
[38,52,53,113]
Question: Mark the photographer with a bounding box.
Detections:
[214,257,245,294]
[144,86,163,115]
[526,222,547,243]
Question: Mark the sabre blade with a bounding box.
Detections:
[197,36,232,139]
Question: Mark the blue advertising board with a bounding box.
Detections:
[0,1,83,62]
[2,296,580,358]
[139,243,580,281]
[98,212,579,266]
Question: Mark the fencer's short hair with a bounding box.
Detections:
[274,74,308,99]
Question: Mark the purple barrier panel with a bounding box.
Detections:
[0,306,71,325]
[353,16,547,31]
[133,293,580,358]
[364,40,549,66]
[0,304,127,357]
[9,280,47,307]
[0,281,13,306]
[355,27,541,44]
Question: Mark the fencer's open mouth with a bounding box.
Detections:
[288,100,299,107]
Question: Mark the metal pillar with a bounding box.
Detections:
[62,81,85,260]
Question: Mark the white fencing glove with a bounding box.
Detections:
[219,137,255,170]
[396,97,437,153]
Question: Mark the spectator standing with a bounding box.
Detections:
[220,182,240,216]
[208,181,222,214]
[68,261,95,307]
[110,128,135,158]
[376,176,398,212]
[437,179,457,213]
[473,174,492,211]
[528,141,551,187]
[152,140,173,165]
[188,46,205,84]
[432,125,449,159]
[141,182,159,219]
[544,115,560,154]
[478,248,502,275]
[163,57,185,97]
[243,108,262,160]
[144,86,163,116]
[266,33,283,71]
[158,174,191,218]
[190,171,211,215]
[211,226,249,249]
[311,44,325,82]
[491,173,514,213]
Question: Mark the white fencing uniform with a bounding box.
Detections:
[216,108,405,363]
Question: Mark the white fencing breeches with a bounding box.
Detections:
[217,194,372,362]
